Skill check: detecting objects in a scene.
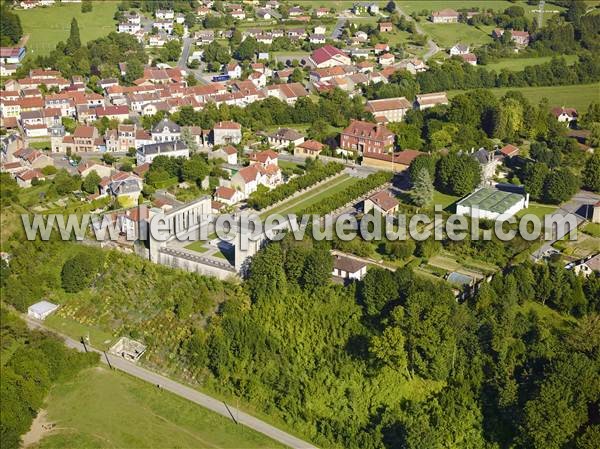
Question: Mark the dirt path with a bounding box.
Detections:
[21,410,55,448]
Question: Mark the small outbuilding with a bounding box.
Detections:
[109,337,147,362]
[27,301,59,320]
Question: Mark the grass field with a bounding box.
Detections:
[517,202,558,220]
[484,54,578,72]
[420,22,493,48]
[401,1,563,19]
[16,2,118,57]
[448,83,600,111]
[33,367,285,449]
[433,190,460,211]
[582,222,600,238]
[261,174,359,218]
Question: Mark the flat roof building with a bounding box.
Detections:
[27,300,59,320]
[456,188,529,220]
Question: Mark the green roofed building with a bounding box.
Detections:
[456,188,529,220]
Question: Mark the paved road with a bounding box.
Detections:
[25,317,318,449]
[178,37,194,69]
[396,7,440,60]
[331,16,347,40]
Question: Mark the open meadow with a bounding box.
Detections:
[16,2,118,57]
[30,367,285,449]
[448,83,600,111]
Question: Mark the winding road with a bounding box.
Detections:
[25,317,318,449]
[395,6,440,60]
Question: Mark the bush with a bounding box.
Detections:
[41,165,57,176]
[61,252,103,293]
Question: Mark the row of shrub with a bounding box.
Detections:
[298,171,392,216]
[247,161,344,210]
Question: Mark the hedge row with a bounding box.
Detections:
[298,171,392,216]
[247,162,344,210]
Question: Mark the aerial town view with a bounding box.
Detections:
[0,0,599,448]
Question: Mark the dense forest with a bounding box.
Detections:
[1,234,598,449]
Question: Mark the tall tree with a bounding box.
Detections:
[66,18,81,55]
[582,152,600,192]
[410,168,434,208]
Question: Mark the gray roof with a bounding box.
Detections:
[269,128,304,141]
[456,188,525,214]
[139,140,188,156]
[472,148,492,165]
[152,119,181,134]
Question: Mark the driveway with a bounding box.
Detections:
[531,190,600,261]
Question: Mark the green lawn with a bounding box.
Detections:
[44,314,115,351]
[448,83,600,111]
[261,174,359,218]
[419,22,493,48]
[185,241,209,253]
[582,222,600,238]
[432,190,460,211]
[516,202,558,221]
[34,367,285,449]
[16,2,118,57]
[484,55,578,72]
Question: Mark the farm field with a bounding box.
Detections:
[447,83,600,111]
[16,2,118,57]
[31,367,285,449]
[484,54,578,72]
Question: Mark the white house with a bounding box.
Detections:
[137,141,189,165]
[332,255,367,280]
[214,186,244,205]
[152,119,181,142]
[450,43,470,56]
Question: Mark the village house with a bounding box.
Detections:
[267,128,305,149]
[499,144,520,158]
[226,62,242,79]
[450,43,470,56]
[309,45,351,68]
[100,171,144,203]
[212,121,242,146]
[152,119,181,142]
[460,53,478,66]
[231,163,282,197]
[365,97,412,123]
[264,83,309,105]
[294,140,325,158]
[361,149,424,172]
[13,148,54,169]
[332,255,367,281]
[214,185,244,205]
[364,190,400,216]
[137,141,189,165]
[78,161,113,178]
[414,92,449,110]
[397,58,427,75]
[15,168,45,187]
[208,145,238,165]
[61,125,102,153]
[379,22,393,33]
[492,29,530,47]
[352,2,379,15]
[552,107,578,124]
[340,120,395,155]
[378,53,395,67]
[431,8,459,23]
[249,149,279,168]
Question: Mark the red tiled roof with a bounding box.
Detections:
[73,125,96,138]
[500,144,519,156]
[368,190,399,212]
[215,186,237,200]
[214,120,241,130]
[298,140,324,152]
[363,149,424,166]
[310,45,348,65]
